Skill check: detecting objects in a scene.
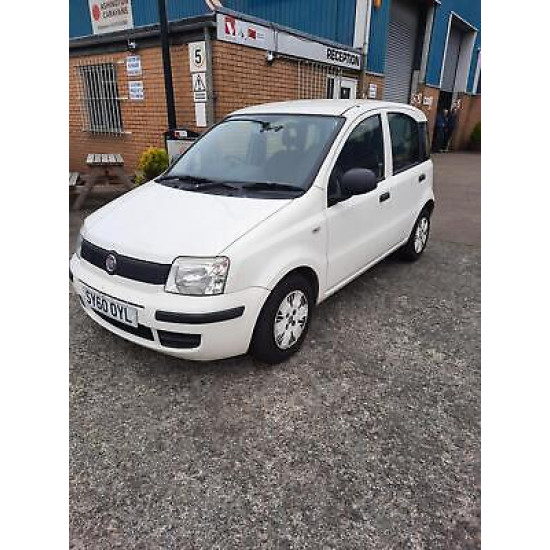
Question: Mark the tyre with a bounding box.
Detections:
[400,209,431,261]
[249,273,314,364]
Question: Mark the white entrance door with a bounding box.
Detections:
[327,76,357,99]
[338,77,357,99]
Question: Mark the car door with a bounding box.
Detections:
[325,113,395,291]
[385,110,431,243]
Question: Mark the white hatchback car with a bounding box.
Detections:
[70,100,434,363]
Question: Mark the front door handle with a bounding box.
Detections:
[419,173,426,182]
[379,191,391,203]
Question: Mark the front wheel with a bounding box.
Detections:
[249,274,314,364]
[400,209,431,261]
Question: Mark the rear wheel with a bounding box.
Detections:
[400,209,431,261]
[250,274,314,364]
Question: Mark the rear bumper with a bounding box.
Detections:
[70,254,269,361]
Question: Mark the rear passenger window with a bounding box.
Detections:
[419,121,430,161]
[388,113,420,173]
[333,115,385,180]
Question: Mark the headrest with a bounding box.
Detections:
[282,122,305,150]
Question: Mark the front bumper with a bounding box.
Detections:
[70,254,269,361]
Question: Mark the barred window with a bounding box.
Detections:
[78,62,123,134]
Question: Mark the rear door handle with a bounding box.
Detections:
[419,173,426,182]
[379,191,391,203]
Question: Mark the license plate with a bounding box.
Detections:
[81,285,138,328]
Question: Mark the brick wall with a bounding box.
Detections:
[69,38,481,175]
[360,73,385,99]
[171,44,202,134]
[414,84,440,145]
[69,45,197,174]
[453,93,481,150]
[212,41,301,119]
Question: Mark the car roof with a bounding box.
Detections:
[231,99,426,120]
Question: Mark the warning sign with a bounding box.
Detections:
[192,72,207,102]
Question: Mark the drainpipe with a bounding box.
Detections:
[419,3,436,85]
[358,0,373,98]
[204,26,215,126]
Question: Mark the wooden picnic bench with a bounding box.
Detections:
[72,154,135,210]
[69,171,80,188]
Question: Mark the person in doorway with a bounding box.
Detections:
[433,109,448,153]
[443,105,459,152]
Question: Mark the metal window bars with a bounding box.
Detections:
[75,59,125,135]
[297,60,343,100]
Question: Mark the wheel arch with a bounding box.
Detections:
[423,199,435,216]
[270,265,320,305]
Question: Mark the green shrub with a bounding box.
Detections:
[470,122,481,151]
[136,147,169,184]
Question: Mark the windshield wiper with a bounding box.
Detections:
[192,180,242,191]
[156,174,212,184]
[157,174,241,192]
[241,182,305,194]
[158,175,303,194]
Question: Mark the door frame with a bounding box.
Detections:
[438,11,478,96]
[327,75,358,99]
[323,109,394,295]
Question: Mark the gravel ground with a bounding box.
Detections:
[70,153,480,549]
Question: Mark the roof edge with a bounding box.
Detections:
[69,13,215,50]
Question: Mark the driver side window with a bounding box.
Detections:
[334,115,385,179]
[329,115,384,199]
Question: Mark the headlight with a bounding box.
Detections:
[75,232,83,258]
[165,257,230,296]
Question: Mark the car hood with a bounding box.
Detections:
[83,182,291,263]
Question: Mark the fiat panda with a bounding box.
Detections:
[70,100,434,363]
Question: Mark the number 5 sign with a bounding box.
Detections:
[188,41,207,73]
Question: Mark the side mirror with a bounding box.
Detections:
[340,168,378,198]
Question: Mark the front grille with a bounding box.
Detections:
[94,310,155,341]
[81,239,171,285]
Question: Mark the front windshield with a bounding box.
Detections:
[165,114,343,190]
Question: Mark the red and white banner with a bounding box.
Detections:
[88,0,134,35]
[217,14,274,50]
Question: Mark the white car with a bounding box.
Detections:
[70,100,434,363]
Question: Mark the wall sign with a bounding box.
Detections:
[188,41,210,126]
[216,12,360,71]
[192,73,208,102]
[126,55,142,77]
[128,80,144,101]
[218,14,275,50]
[367,83,378,99]
[194,103,207,128]
[88,0,134,35]
[277,33,361,70]
[188,41,207,73]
